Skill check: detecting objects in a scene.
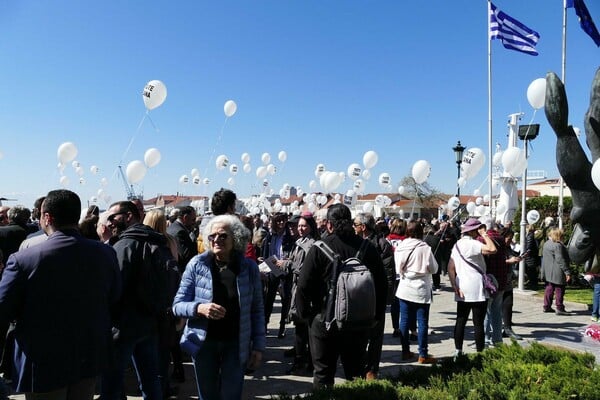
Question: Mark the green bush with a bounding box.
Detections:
[274,342,600,400]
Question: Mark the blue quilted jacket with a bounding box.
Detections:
[172,251,265,364]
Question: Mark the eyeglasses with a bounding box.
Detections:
[107,211,128,223]
[353,222,363,227]
[208,233,229,242]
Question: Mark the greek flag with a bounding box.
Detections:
[567,0,600,47]
[489,2,540,56]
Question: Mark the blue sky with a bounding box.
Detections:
[1,1,599,209]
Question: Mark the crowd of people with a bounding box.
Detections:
[0,189,585,399]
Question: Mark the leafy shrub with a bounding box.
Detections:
[274,342,600,399]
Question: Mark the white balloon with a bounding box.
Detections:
[126,160,147,183]
[412,160,431,184]
[473,189,481,197]
[193,176,201,184]
[397,185,406,195]
[314,163,325,177]
[362,169,371,180]
[526,209,541,225]
[466,201,476,215]
[475,196,483,206]
[144,148,161,168]
[90,196,98,203]
[72,160,80,168]
[592,159,600,191]
[457,176,467,188]
[224,100,237,117]
[461,148,486,179]
[496,201,507,215]
[79,177,86,185]
[483,194,490,203]
[243,163,252,173]
[296,187,304,197]
[229,164,238,175]
[347,163,362,180]
[75,166,84,176]
[59,176,70,187]
[383,196,392,206]
[203,178,210,185]
[492,151,504,167]
[261,152,271,165]
[256,166,268,178]
[267,164,276,175]
[362,201,374,213]
[57,142,78,164]
[353,179,365,194]
[227,177,235,186]
[143,80,167,110]
[374,195,385,208]
[527,78,546,110]
[97,189,105,197]
[90,165,99,175]
[100,177,108,186]
[179,175,189,184]
[278,150,287,162]
[502,147,528,177]
[215,154,229,170]
[378,172,391,187]
[241,152,250,164]
[447,196,460,210]
[191,168,200,177]
[363,150,378,169]
[309,180,317,191]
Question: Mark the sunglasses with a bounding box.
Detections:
[208,233,229,242]
[107,211,128,223]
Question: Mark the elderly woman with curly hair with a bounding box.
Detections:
[173,214,265,400]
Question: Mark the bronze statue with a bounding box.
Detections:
[545,68,600,264]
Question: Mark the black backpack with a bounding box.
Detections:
[136,241,180,317]
[314,239,377,332]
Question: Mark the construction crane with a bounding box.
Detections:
[118,165,137,200]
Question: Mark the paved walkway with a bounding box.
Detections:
[7,276,600,399]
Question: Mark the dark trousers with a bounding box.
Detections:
[502,289,514,329]
[263,274,290,326]
[365,317,385,374]
[309,320,368,389]
[544,282,566,311]
[24,377,96,400]
[454,301,487,352]
[293,321,311,365]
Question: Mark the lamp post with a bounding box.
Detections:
[453,141,466,197]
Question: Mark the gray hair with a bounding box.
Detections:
[202,214,250,253]
[8,205,31,226]
[355,212,376,232]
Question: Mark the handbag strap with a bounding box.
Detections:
[399,243,420,273]
[455,243,485,276]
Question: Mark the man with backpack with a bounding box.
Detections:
[101,200,173,399]
[353,212,393,380]
[296,204,387,389]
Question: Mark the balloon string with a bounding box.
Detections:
[146,112,160,134]
[204,117,229,181]
[119,112,147,166]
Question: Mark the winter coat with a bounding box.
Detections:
[541,239,571,285]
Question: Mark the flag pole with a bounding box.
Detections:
[487,0,494,221]
[558,0,568,229]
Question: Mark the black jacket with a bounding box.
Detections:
[296,233,387,334]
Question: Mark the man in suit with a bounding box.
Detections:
[167,205,197,273]
[0,189,121,398]
[0,205,31,265]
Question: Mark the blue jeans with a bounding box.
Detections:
[192,339,244,400]
[593,280,600,318]
[100,334,162,400]
[399,299,430,357]
[485,289,505,344]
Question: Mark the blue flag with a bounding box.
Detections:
[567,0,600,47]
[489,2,540,56]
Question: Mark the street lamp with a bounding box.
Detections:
[452,141,466,197]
